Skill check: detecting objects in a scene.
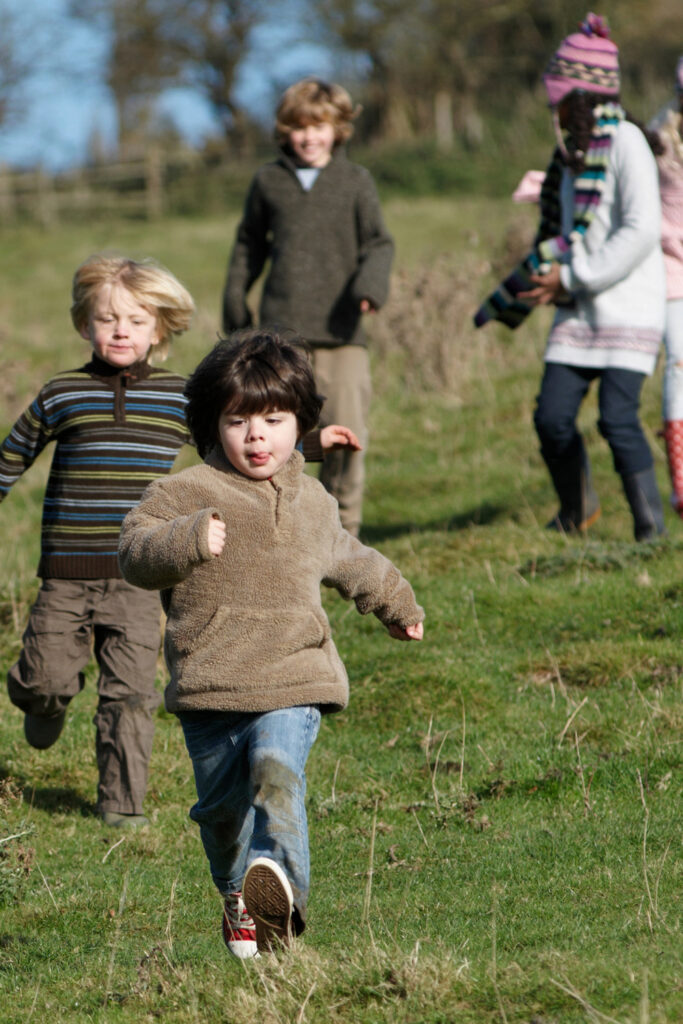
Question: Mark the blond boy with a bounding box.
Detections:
[222,78,394,536]
[0,256,195,826]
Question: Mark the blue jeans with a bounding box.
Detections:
[179,705,321,932]
[534,362,652,476]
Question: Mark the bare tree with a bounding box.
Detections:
[70,0,271,155]
[69,0,183,154]
[169,0,269,153]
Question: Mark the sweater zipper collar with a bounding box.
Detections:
[86,356,152,426]
[268,476,282,525]
[204,447,302,526]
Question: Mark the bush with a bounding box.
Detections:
[368,254,501,397]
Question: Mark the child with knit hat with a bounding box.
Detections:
[475,14,667,541]
[650,59,683,517]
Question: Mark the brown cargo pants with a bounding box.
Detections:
[312,345,371,538]
[7,578,162,816]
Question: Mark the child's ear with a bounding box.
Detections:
[151,315,162,347]
[78,321,92,341]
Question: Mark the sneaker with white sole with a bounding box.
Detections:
[242,857,294,952]
[222,891,259,960]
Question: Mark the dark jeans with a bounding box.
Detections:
[533,363,653,477]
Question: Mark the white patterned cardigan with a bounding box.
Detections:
[547,120,666,375]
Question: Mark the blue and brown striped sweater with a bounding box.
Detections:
[0,356,190,579]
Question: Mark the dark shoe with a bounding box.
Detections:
[621,468,667,541]
[24,711,66,750]
[101,811,150,829]
[544,439,600,534]
[546,503,601,533]
[243,857,293,952]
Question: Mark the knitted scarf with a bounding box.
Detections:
[474,103,625,329]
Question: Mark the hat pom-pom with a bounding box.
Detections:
[580,12,610,39]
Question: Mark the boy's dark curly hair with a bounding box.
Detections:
[184,328,324,458]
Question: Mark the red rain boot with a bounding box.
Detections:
[662,421,683,517]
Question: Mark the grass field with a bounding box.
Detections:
[0,199,681,1023]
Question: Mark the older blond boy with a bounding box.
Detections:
[222,78,394,536]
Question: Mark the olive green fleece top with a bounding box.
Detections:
[222,147,394,346]
[118,450,423,715]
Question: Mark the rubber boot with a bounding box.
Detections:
[620,467,666,541]
[661,421,683,518]
[544,440,601,533]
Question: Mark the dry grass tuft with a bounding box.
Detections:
[369,254,501,398]
[221,942,472,1024]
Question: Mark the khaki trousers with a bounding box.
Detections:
[7,578,162,816]
[312,345,371,536]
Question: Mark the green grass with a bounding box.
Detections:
[0,201,681,1022]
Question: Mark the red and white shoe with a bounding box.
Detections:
[243,858,294,952]
[222,891,259,959]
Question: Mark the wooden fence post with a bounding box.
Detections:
[0,163,14,222]
[145,146,163,219]
[36,168,57,228]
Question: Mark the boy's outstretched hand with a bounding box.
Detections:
[388,622,424,641]
[320,424,362,452]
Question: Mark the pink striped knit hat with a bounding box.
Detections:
[543,13,620,108]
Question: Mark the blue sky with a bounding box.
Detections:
[0,0,334,170]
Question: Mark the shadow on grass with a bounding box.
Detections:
[23,784,95,817]
[360,501,507,543]
[0,761,95,817]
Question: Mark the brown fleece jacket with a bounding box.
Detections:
[118,449,423,715]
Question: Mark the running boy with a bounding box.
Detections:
[118,329,424,957]
[1,256,358,829]
[0,255,195,827]
[222,78,394,537]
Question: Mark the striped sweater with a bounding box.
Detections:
[0,356,189,579]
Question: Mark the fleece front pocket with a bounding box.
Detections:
[171,605,330,687]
